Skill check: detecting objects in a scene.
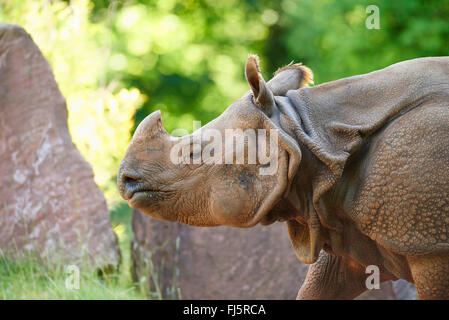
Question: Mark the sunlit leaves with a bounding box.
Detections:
[102,0,271,134]
[280,0,449,83]
[0,0,144,203]
[68,88,143,201]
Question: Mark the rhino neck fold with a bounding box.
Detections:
[272,95,321,223]
[268,95,327,263]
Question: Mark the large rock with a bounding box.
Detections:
[132,209,417,299]
[0,24,120,269]
[131,209,308,299]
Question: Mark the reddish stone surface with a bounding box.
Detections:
[132,209,416,299]
[0,24,120,268]
[132,209,308,299]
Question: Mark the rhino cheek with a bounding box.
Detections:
[139,206,178,223]
[210,189,255,227]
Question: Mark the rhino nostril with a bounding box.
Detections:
[123,175,141,189]
[118,166,145,199]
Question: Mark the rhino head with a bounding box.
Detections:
[118,55,313,228]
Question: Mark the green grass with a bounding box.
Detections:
[0,201,149,300]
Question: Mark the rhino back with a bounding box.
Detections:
[351,100,449,256]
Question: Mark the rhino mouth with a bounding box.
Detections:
[128,190,155,208]
[127,188,174,209]
[119,168,172,205]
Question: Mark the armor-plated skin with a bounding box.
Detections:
[118,56,449,299]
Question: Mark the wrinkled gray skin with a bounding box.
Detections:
[118,56,449,299]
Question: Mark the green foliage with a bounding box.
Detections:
[0,0,144,203]
[276,0,449,83]
[0,254,144,299]
[90,0,275,133]
[0,234,146,300]
[0,202,148,300]
[0,260,148,299]
[87,0,449,135]
[0,200,162,299]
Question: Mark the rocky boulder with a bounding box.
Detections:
[0,24,120,269]
[132,209,417,299]
[131,209,308,299]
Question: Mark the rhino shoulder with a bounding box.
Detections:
[351,100,449,256]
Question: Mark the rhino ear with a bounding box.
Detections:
[245,55,275,117]
[268,63,314,96]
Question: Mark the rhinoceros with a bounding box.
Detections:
[118,55,449,299]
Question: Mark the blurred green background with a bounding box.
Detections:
[1,0,448,205]
[0,0,448,299]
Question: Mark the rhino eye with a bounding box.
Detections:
[190,151,201,159]
[188,141,203,161]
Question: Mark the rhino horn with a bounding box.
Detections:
[133,110,169,139]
